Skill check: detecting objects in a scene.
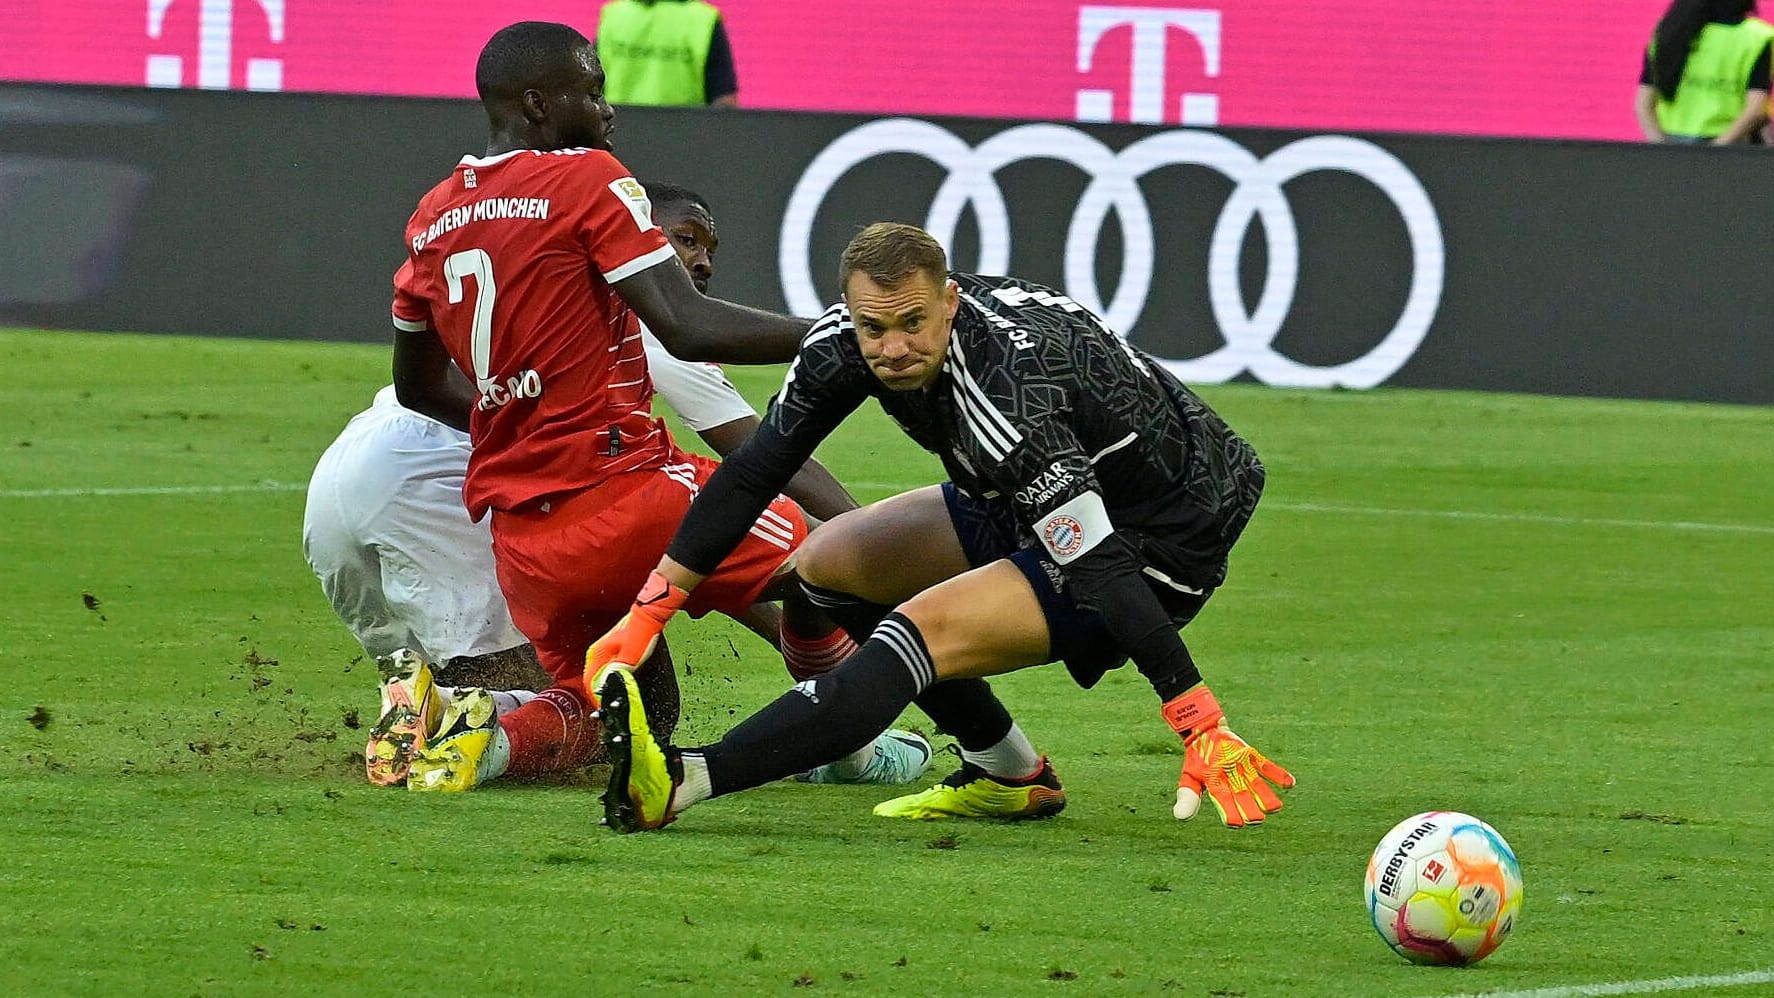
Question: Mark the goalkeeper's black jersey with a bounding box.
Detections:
[667,272,1264,605]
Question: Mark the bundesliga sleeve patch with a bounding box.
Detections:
[1034,490,1113,564]
[608,177,656,233]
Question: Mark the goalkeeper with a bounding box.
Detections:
[591,222,1294,831]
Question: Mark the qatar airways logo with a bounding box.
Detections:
[146,0,286,90]
[1076,6,1221,127]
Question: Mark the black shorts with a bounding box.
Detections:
[941,482,1212,689]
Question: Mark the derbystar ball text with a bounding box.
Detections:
[1377,819,1440,896]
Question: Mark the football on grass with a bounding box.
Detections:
[1365,811,1523,966]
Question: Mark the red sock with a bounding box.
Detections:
[779,625,859,682]
[497,686,602,777]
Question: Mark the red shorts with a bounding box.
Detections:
[489,452,807,686]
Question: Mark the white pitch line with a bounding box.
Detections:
[845,484,1774,537]
[4,479,1772,539]
[1268,501,1774,536]
[1421,967,1774,998]
[0,481,306,498]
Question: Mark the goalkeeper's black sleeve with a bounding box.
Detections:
[1061,534,1202,701]
[666,418,815,576]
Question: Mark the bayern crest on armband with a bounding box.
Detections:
[1043,515,1085,558]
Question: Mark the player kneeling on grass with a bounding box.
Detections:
[587,222,1295,832]
[375,23,938,795]
[304,179,925,789]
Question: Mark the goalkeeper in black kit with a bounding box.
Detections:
[586,222,1294,832]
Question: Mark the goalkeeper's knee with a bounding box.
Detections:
[797,581,894,644]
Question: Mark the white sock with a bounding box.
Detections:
[675,752,713,813]
[437,686,537,715]
[487,689,537,714]
[477,723,511,782]
[961,723,1041,780]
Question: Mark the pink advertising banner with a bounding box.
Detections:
[0,1,1668,141]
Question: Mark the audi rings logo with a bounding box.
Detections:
[779,119,1445,389]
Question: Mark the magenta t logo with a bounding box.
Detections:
[1076,5,1220,126]
[146,0,286,90]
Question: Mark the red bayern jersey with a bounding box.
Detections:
[391,147,680,519]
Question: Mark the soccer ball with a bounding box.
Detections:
[1364,811,1522,966]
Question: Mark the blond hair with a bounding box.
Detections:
[838,222,948,292]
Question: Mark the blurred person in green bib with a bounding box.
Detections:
[596,0,739,107]
[1636,0,1774,143]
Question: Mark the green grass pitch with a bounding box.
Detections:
[1,327,1769,996]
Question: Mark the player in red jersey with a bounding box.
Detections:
[387,21,932,791]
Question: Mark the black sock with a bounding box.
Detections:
[799,584,1015,751]
[799,581,894,643]
[913,678,1014,752]
[700,613,933,797]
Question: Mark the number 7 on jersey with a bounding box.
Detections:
[444,249,497,390]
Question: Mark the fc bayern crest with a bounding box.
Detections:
[1043,514,1086,558]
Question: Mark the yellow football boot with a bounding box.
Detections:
[873,758,1067,820]
[364,648,443,787]
[598,666,681,832]
[406,688,499,792]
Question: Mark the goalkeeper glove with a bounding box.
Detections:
[1162,685,1295,828]
[584,571,689,706]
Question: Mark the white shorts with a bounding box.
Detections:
[302,387,525,663]
[303,345,758,662]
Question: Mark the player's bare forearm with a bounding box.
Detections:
[666,297,809,363]
[692,416,756,459]
[780,460,858,523]
[392,328,474,431]
[655,555,707,594]
[615,260,810,364]
[695,417,859,522]
[1633,85,1665,142]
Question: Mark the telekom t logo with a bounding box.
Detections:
[146,0,286,90]
[1076,6,1221,126]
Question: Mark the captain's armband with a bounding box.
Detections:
[1033,491,1113,565]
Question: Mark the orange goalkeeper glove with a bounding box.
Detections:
[584,571,689,706]
[1162,685,1295,828]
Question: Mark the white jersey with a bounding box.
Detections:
[641,322,756,431]
[303,337,760,661]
